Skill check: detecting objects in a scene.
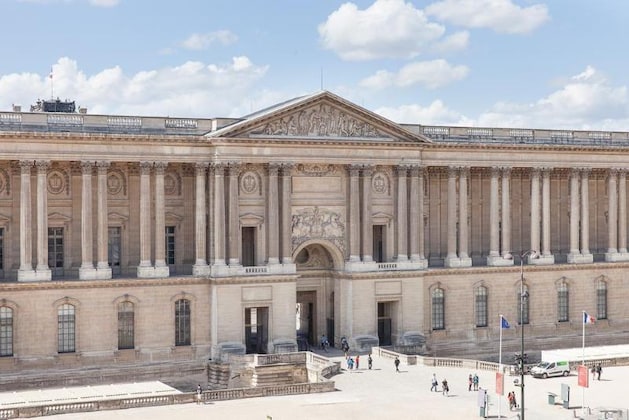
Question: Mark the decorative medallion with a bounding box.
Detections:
[372,172,388,194]
[164,173,177,196]
[107,172,124,196]
[240,171,259,195]
[47,170,67,195]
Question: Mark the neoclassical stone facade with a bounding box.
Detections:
[0,91,628,373]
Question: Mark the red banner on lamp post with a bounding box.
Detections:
[496,372,504,395]
[578,365,589,388]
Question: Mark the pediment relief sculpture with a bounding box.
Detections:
[253,103,386,139]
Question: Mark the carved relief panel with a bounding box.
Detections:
[291,206,346,254]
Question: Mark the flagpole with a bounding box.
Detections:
[499,314,503,419]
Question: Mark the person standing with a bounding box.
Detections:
[368,354,373,370]
[431,374,438,392]
[394,356,400,372]
[442,378,449,396]
[196,384,202,405]
[473,373,479,391]
[596,364,602,380]
[468,374,473,391]
[355,354,360,369]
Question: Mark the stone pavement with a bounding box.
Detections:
[12,351,629,420]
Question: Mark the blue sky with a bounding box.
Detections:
[1,0,629,130]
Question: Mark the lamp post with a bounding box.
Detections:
[517,250,537,420]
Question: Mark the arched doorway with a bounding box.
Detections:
[295,243,336,350]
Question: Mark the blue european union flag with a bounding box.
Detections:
[501,317,510,329]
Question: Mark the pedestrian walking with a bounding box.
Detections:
[394,356,400,372]
[596,363,602,380]
[442,378,449,396]
[431,373,438,392]
[320,334,329,352]
[347,357,354,370]
[355,354,360,369]
[468,374,473,391]
[196,384,202,405]
[368,354,373,370]
[473,373,479,391]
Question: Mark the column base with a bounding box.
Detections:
[18,269,52,282]
[444,257,472,268]
[192,264,211,277]
[137,265,170,278]
[567,253,593,264]
[605,252,629,262]
[80,266,111,280]
[487,255,514,266]
[529,254,555,265]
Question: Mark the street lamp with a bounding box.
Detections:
[516,250,537,420]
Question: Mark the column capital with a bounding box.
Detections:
[96,161,111,173]
[396,165,410,175]
[194,162,209,174]
[490,166,501,177]
[140,161,153,174]
[19,160,33,173]
[35,160,51,172]
[227,162,242,176]
[348,164,362,176]
[500,166,512,176]
[570,167,581,177]
[458,166,470,177]
[530,167,542,177]
[268,162,281,175]
[80,161,94,175]
[448,166,458,177]
[409,165,422,177]
[154,161,167,174]
[362,165,375,177]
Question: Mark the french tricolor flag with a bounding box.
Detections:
[583,311,596,324]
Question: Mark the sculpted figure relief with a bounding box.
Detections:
[258,104,383,138]
[292,206,345,254]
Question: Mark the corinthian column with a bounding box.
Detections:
[409,166,420,262]
[541,168,553,262]
[18,161,34,281]
[228,163,241,266]
[396,165,408,261]
[138,162,152,270]
[267,163,280,265]
[193,163,209,275]
[444,167,458,267]
[96,161,111,278]
[79,161,95,279]
[458,167,471,266]
[568,168,581,262]
[348,165,361,262]
[619,170,628,254]
[606,168,619,261]
[501,167,511,258]
[361,166,373,262]
[580,168,591,261]
[35,160,51,280]
[529,168,541,254]
[213,163,226,267]
[280,163,294,265]
[488,167,500,258]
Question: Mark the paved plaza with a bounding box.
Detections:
[4,352,627,420]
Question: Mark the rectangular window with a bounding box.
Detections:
[0,307,12,357]
[475,287,488,327]
[108,227,121,275]
[431,289,445,330]
[518,292,530,325]
[165,226,175,266]
[373,225,384,263]
[558,288,569,322]
[48,227,64,278]
[241,226,256,267]
[117,301,134,350]
[597,285,607,320]
[175,299,191,346]
[58,304,75,353]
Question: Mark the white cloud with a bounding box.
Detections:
[0,56,269,117]
[431,31,469,53]
[425,0,549,34]
[376,100,472,125]
[318,0,446,60]
[181,30,238,50]
[360,59,469,90]
[477,66,628,129]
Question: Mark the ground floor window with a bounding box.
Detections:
[57,303,75,353]
[0,306,12,357]
[117,301,134,350]
[175,299,190,346]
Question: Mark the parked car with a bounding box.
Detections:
[530,361,570,378]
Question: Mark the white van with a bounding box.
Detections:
[530,361,570,378]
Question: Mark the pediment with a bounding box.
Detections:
[208,91,430,143]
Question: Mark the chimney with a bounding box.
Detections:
[12,104,21,112]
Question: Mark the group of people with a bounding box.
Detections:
[467,373,479,391]
[430,373,449,396]
[507,391,518,410]
[591,363,603,380]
